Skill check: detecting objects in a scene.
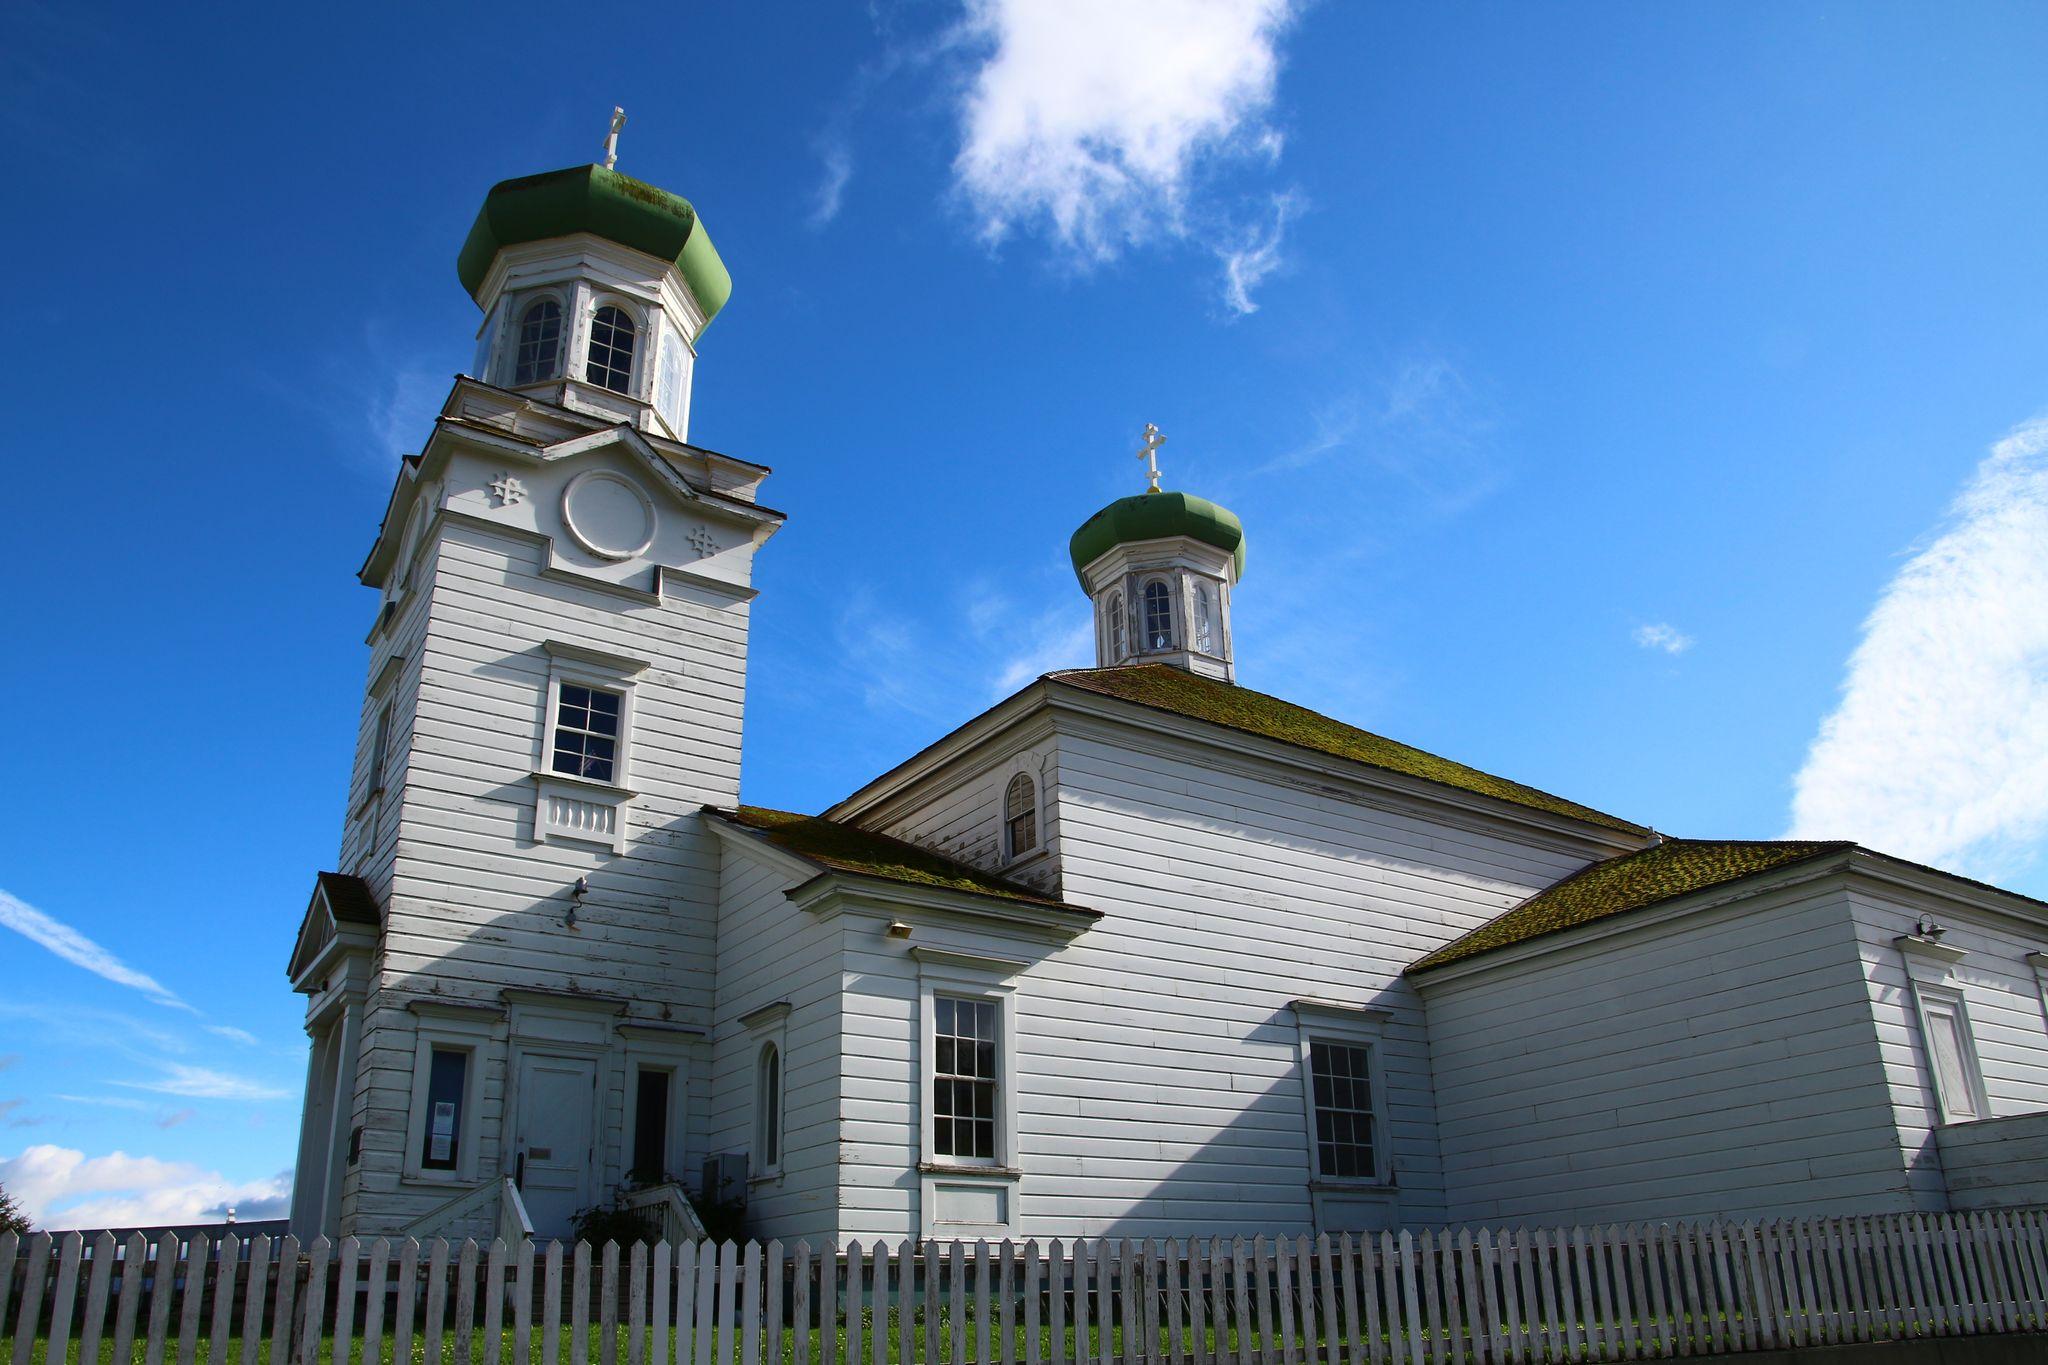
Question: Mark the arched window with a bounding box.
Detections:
[756,1043,781,1171]
[1193,581,1218,655]
[1142,580,1174,651]
[512,299,563,384]
[587,305,637,394]
[1105,591,1128,659]
[1004,772,1038,859]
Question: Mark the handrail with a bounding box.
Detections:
[496,1176,533,1243]
[618,1181,708,1242]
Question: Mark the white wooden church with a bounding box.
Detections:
[286,144,2048,1249]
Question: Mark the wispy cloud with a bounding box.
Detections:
[1788,416,2048,875]
[204,1025,260,1046]
[54,1095,151,1111]
[1219,192,1303,316]
[1633,623,1695,655]
[0,890,190,1011]
[157,1109,196,1131]
[810,139,855,228]
[0,1144,292,1229]
[950,0,1304,309]
[115,1064,290,1103]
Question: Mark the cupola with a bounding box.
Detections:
[1068,426,1246,681]
[455,110,730,443]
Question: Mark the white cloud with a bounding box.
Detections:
[1218,192,1302,316]
[990,615,1095,696]
[1633,623,1695,655]
[1788,416,2048,873]
[951,0,1302,305]
[811,138,854,228]
[0,1144,291,1229]
[114,1064,290,1102]
[54,1095,151,1111]
[0,890,188,1011]
[204,1025,260,1046]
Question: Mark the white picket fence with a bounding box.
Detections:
[5,1208,2047,1365]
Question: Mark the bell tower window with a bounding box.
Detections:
[1105,591,1128,660]
[1142,580,1175,651]
[588,305,637,394]
[513,300,563,384]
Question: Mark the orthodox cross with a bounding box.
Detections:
[602,107,628,171]
[1135,423,1167,492]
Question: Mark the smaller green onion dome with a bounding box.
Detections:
[456,164,732,328]
[1068,491,1247,590]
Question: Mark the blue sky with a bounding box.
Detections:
[4,0,2048,1225]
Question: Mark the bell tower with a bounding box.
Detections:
[1067,425,1247,681]
[456,133,731,443]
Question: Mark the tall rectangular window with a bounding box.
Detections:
[1923,996,1983,1122]
[1309,1039,1376,1179]
[631,1068,670,1181]
[551,684,622,784]
[421,1048,468,1171]
[933,995,999,1162]
[368,703,393,792]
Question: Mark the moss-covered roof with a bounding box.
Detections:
[1408,838,1852,973]
[457,164,731,326]
[1048,665,1647,835]
[707,806,1094,914]
[1068,492,1246,588]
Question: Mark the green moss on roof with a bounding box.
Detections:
[1050,665,1646,835]
[1068,492,1246,588]
[712,806,1088,912]
[1408,838,1851,973]
[457,164,731,327]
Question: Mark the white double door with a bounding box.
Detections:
[513,1051,599,1239]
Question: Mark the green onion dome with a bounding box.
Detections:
[1068,490,1247,590]
[456,164,731,327]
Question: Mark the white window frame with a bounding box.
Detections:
[1897,933,1991,1126]
[534,640,647,852]
[913,948,1023,1239]
[509,290,569,387]
[1138,575,1177,652]
[616,1022,698,1189]
[740,1001,789,1183]
[1292,1000,1395,1189]
[1001,770,1041,865]
[401,1003,497,1186]
[584,295,643,398]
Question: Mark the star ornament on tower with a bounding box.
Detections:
[1135,423,1166,493]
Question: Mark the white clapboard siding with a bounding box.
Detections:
[834,712,1621,1241]
[1420,877,1928,1227]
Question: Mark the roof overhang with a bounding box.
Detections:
[288,872,380,994]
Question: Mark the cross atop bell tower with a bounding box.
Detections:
[1135,423,1166,493]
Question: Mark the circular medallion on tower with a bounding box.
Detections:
[562,471,657,561]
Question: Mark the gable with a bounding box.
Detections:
[287,872,381,985]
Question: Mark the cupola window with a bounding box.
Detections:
[587,305,637,394]
[513,300,563,385]
[1142,580,1175,650]
[1004,773,1038,859]
[1105,591,1128,660]
[1193,580,1219,655]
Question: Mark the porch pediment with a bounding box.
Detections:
[288,871,381,989]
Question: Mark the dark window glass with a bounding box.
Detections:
[551,684,622,784]
[420,1048,467,1171]
[587,305,637,393]
[631,1068,670,1182]
[757,1044,781,1168]
[933,996,998,1161]
[514,300,563,384]
[1309,1040,1375,1180]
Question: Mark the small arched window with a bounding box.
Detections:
[513,299,563,384]
[1004,773,1038,859]
[1142,580,1175,650]
[1105,591,1128,659]
[756,1043,782,1171]
[587,305,637,394]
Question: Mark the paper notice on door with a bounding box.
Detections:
[431,1101,456,1162]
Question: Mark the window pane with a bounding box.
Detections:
[421,1048,467,1170]
[1143,581,1174,649]
[1309,1040,1375,1179]
[933,995,1000,1161]
[553,684,624,784]
[588,306,637,394]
